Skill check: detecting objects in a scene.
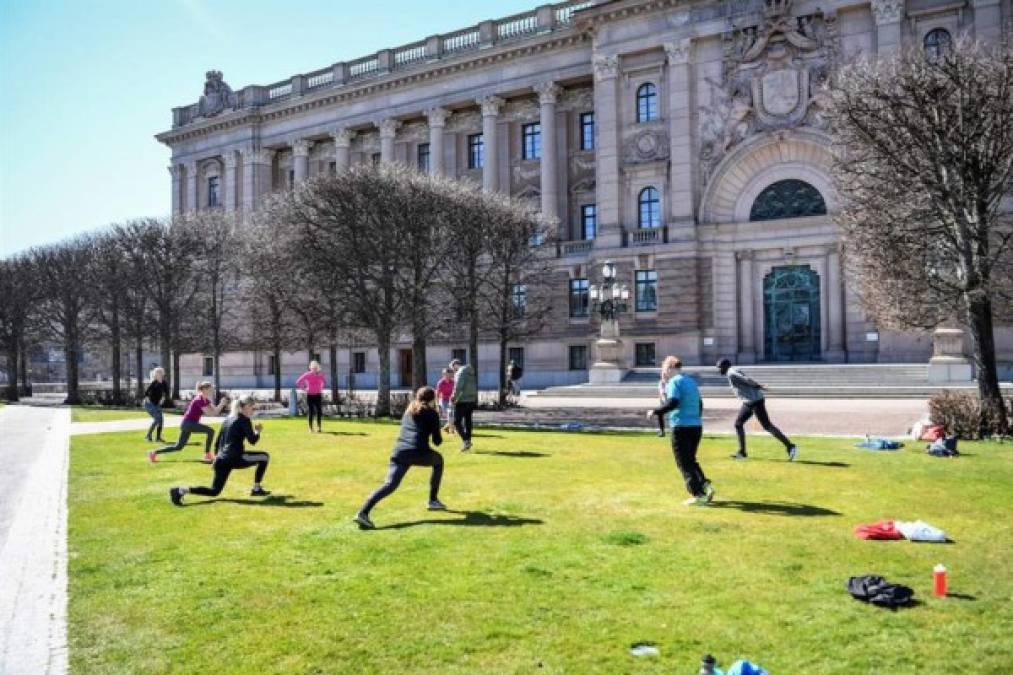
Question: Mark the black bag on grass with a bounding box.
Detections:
[847,575,915,609]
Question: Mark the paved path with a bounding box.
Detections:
[0,406,70,675]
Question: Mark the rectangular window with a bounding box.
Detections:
[267,355,278,377]
[417,143,430,172]
[202,356,214,377]
[468,134,484,169]
[569,278,589,318]
[580,204,596,240]
[451,348,468,364]
[635,343,657,367]
[371,153,381,165]
[328,161,337,174]
[635,270,658,312]
[522,123,541,160]
[511,283,527,318]
[508,347,525,369]
[579,112,594,151]
[207,176,220,208]
[352,352,366,374]
[568,345,587,370]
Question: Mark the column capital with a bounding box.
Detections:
[168,164,183,178]
[331,128,355,148]
[426,107,450,128]
[184,159,198,172]
[377,118,402,139]
[534,81,561,106]
[593,54,620,81]
[735,249,754,261]
[223,151,239,169]
[871,0,904,25]
[479,95,504,117]
[664,38,692,65]
[243,148,275,165]
[292,139,312,157]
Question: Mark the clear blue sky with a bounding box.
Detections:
[0,0,537,256]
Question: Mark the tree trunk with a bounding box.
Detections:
[467,263,480,389]
[65,336,81,405]
[5,347,18,401]
[412,306,428,391]
[172,351,181,401]
[135,339,144,400]
[329,342,339,404]
[964,292,1009,436]
[376,330,392,417]
[18,336,29,395]
[110,305,122,405]
[160,326,172,400]
[498,336,509,406]
[273,345,282,403]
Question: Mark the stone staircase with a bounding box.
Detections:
[534,363,1012,399]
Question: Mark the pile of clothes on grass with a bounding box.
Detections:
[854,519,947,542]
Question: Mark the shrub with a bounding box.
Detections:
[928,390,1011,440]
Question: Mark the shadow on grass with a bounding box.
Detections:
[472,450,550,458]
[183,495,324,508]
[946,592,977,601]
[750,458,850,468]
[319,431,369,436]
[374,510,543,530]
[471,433,504,439]
[709,500,841,517]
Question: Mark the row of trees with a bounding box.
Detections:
[0,163,554,415]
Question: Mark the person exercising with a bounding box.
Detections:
[149,381,227,463]
[717,359,798,461]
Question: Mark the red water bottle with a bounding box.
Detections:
[933,564,947,598]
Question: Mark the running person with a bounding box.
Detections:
[648,356,714,506]
[149,381,227,463]
[143,367,170,442]
[450,359,477,451]
[354,386,447,530]
[716,359,798,461]
[169,395,271,505]
[296,360,326,433]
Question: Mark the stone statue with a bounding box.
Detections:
[198,70,237,118]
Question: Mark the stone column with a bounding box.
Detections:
[292,140,311,183]
[223,151,239,212]
[736,250,756,363]
[826,247,846,362]
[972,0,1003,43]
[714,251,739,359]
[871,0,904,55]
[665,39,694,232]
[332,129,354,171]
[592,55,621,247]
[241,148,273,212]
[168,164,182,215]
[479,95,504,192]
[426,107,449,175]
[185,160,198,212]
[535,82,561,223]
[378,119,401,163]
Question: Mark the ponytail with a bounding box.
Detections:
[407,386,436,416]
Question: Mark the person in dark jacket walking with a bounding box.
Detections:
[143,367,170,442]
[354,386,447,529]
[717,358,798,461]
[169,395,270,505]
[450,359,477,451]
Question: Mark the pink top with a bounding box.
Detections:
[296,371,326,395]
[183,394,209,423]
[435,378,455,402]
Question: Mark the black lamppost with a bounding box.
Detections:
[589,260,630,323]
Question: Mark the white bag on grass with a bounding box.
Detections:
[896,520,947,542]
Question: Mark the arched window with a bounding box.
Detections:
[636,83,658,122]
[923,28,952,60]
[749,179,827,222]
[638,187,661,228]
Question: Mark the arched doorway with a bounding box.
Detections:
[764,265,821,361]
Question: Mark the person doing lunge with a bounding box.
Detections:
[354,386,447,530]
[149,381,228,463]
[648,356,714,506]
[169,395,271,505]
[450,359,477,451]
[716,359,798,461]
[143,367,170,443]
[296,360,326,433]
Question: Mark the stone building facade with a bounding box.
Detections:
[156,0,1012,390]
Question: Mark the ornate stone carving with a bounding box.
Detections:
[623,127,670,164]
[244,149,274,165]
[871,0,904,25]
[400,121,428,143]
[534,81,561,106]
[505,97,540,122]
[559,86,594,112]
[332,128,355,148]
[197,70,238,117]
[664,39,692,65]
[445,111,481,133]
[426,107,450,128]
[593,54,619,81]
[377,118,402,138]
[698,0,838,178]
[480,95,505,117]
[168,164,183,179]
[292,139,312,157]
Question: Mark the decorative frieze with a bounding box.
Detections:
[871,0,904,25]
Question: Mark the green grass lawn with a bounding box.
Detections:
[69,419,1012,673]
[70,406,179,423]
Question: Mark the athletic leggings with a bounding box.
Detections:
[306,394,323,429]
[144,401,164,440]
[189,453,270,496]
[734,399,791,454]
[155,420,214,455]
[452,402,474,441]
[671,426,707,497]
[657,396,666,434]
[360,452,444,516]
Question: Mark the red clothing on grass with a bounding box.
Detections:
[854,520,904,540]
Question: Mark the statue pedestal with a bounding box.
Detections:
[927,327,973,383]
[588,320,628,384]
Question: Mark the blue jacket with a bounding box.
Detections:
[658,373,703,427]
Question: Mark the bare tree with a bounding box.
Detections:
[113,223,155,399]
[88,231,130,404]
[824,39,1013,434]
[443,181,488,378]
[0,255,38,401]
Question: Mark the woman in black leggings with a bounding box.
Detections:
[354,386,447,529]
[169,396,271,504]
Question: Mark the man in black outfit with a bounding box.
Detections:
[169,396,271,505]
[716,358,797,461]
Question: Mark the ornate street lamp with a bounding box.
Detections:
[589,260,630,323]
[587,260,630,384]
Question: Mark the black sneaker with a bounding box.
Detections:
[250,486,271,497]
[730,452,748,460]
[353,513,375,530]
[169,487,184,506]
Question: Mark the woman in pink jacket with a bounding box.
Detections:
[296,360,327,432]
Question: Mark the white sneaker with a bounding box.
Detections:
[428,499,448,511]
[460,441,472,452]
[787,445,798,461]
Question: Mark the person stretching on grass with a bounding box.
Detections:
[296,360,326,433]
[716,359,798,461]
[647,356,714,506]
[149,381,227,464]
[170,395,271,505]
[354,386,447,530]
